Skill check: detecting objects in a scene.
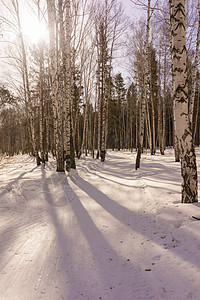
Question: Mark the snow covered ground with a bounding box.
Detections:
[1,148,200,300]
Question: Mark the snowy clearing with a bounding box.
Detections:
[1,149,200,300]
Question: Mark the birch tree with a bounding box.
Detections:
[170,0,198,203]
[12,0,41,165]
[95,0,126,161]
[135,0,151,170]
[47,0,65,172]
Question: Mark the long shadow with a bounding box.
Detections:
[69,172,141,227]
[41,168,102,298]
[41,168,154,299]
[68,187,151,299]
[41,168,76,297]
[70,172,200,272]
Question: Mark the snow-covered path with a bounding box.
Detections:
[1,150,200,300]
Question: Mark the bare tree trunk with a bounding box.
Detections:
[47,0,64,172]
[14,0,40,165]
[162,41,167,153]
[136,0,150,169]
[38,1,45,164]
[96,78,101,159]
[105,96,109,150]
[168,0,180,162]
[150,86,156,155]
[101,94,106,162]
[79,103,87,157]
[158,49,163,154]
[146,97,152,154]
[193,78,200,140]
[189,0,200,131]
[64,0,73,171]
[39,52,45,164]
[170,0,198,203]
[92,102,97,158]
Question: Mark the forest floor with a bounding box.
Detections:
[1,148,200,300]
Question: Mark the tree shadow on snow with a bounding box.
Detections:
[40,167,149,299]
[70,172,200,277]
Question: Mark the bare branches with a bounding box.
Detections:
[130,0,167,14]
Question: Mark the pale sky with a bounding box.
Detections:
[0,0,153,91]
[122,0,145,19]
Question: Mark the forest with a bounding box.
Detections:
[2,1,200,298]
[0,0,200,203]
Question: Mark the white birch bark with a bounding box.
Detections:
[47,0,64,172]
[170,0,198,203]
[92,102,97,158]
[80,104,87,157]
[136,0,150,169]
[12,0,40,165]
[64,0,72,171]
[146,97,152,153]
[158,49,163,154]
[193,77,200,139]
[37,2,45,163]
[169,0,180,162]
[150,75,156,155]
[162,41,167,153]
[96,68,101,159]
[39,51,44,163]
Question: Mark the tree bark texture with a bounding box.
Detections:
[47,0,64,172]
[170,0,198,203]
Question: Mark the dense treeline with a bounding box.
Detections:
[1,67,199,156]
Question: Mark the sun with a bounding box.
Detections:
[21,13,48,44]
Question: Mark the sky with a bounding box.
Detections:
[123,0,146,18]
[0,0,159,91]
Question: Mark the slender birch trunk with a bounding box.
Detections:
[170,0,198,203]
[38,1,45,163]
[126,96,129,150]
[63,0,75,170]
[39,45,45,163]
[92,102,97,158]
[146,97,152,153]
[158,49,163,154]
[135,0,150,170]
[169,0,180,162]
[47,0,64,172]
[96,76,101,159]
[150,85,156,155]
[79,103,87,157]
[13,0,40,165]
[162,41,167,153]
[101,93,106,162]
[158,45,166,155]
[193,78,200,140]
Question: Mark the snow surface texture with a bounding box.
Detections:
[0,149,200,300]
